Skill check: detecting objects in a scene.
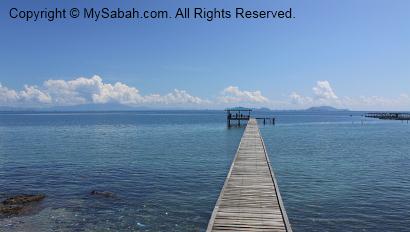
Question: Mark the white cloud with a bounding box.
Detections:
[219,86,268,104]
[0,83,51,105]
[289,92,312,105]
[142,89,208,105]
[289,80,341,108]
[19,85,52,104]
[157,89,206,105]
[2,77,409,110]
[0,76,207,107]
[289,80,410,110]
[312,80,338,100]
[0,83,19,104]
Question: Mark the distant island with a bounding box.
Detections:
[252,106,349,112]
[305,106,349,112]
[253,107,272,112]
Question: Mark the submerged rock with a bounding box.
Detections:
[2,194,45,205]
[0,205,25,215]
[0,194,45,216]
[90,190,115,198]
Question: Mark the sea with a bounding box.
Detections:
[0,110,409,231]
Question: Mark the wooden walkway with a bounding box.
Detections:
[207,119,292,232]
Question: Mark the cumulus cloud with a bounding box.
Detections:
[312,80,338,100]
[0,83,19,104]
[219,86,268,104]
[0,83,51,105]
[289,92,312,105]
[142,89,207,105]
[289,80,410,110]
[0,76,207,107]
[20,85,52,104]
[155,89,206,105]
[289,80,341,108]
[3,77,409,110]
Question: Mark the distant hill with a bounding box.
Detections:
[253,107,272,112]
[0,106,37,111]
[305,106,349,112]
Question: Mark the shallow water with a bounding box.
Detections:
[261,120,410,231]
[1,111,409,231]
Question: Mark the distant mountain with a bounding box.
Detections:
[0,106,37,111]
[254,107,272,112]
[305,106,349,112]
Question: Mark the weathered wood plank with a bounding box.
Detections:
[207,119,292,232]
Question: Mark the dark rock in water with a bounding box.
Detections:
[0,205,25,215]
[0,205,36,216]
[0,194,45,216]
[90,190,115,198]
[2,194,45,205]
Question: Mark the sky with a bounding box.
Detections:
[0,0,409,110]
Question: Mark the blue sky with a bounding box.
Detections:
[0,0,409,110]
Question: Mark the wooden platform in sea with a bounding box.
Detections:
[207,118,292,232]
[365,112,410,121]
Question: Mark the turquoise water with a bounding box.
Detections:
[260,120,410,231]
[0,111,409,231]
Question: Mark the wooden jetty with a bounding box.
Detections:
[207,119,292,232]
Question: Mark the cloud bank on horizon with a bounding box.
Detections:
[0,76,409,110]
[290,80,410,110]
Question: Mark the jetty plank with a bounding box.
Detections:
[207,119,292,232]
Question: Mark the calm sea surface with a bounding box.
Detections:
[0,111,409,231]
